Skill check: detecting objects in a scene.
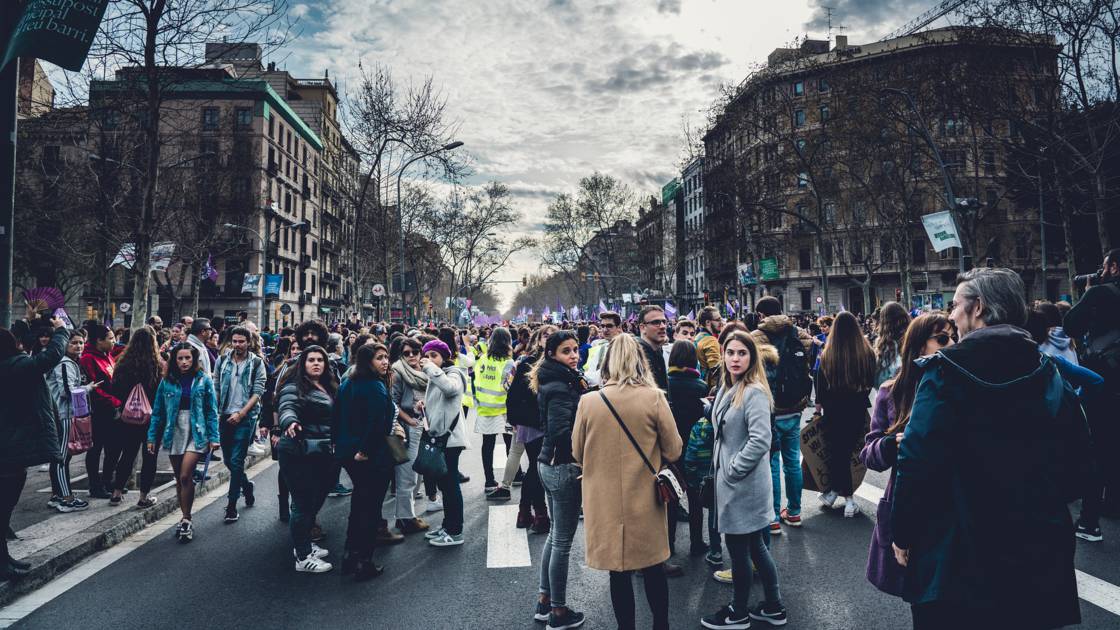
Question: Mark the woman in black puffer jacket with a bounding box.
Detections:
[506,335,548,532]
[0,320,67,581]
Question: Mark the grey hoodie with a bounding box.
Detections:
[1040,327,1079,366]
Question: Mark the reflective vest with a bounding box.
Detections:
[474,355,509,417]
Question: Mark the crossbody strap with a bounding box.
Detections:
[598,391,657,478]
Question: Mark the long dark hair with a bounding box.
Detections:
[272,337,294,368]
[164,342,202,382]
[115,326,163,391]
[354,342,391,389]
[528,330,579,393]
[819,311,876,392]
[886,313,952,434]
[487,327,513,360]
[875,301,911,375]
[281,345,338,397]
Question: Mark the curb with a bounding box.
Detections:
[0,452,271,607]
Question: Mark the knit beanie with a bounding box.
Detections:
[421,339,452,363]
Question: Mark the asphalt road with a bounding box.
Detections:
[10,438,1120,630]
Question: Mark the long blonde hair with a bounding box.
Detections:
[718,330,773,409]
[600,334,658,389]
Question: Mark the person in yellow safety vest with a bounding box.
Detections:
[582,311,624,388]
[474,327,516,491]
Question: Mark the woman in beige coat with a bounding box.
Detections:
[572,334,683,630]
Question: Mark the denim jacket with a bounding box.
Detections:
[148,372,220,449]
[214,351,266,424]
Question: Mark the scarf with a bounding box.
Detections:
[669,366,701,378]
[393,360,429,392]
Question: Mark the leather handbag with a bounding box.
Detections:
[299,438,333,457]
[385,434,410,465]
[412,412,459,478]
[598,392,687,510]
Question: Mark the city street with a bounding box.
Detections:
[4,409,1119,630]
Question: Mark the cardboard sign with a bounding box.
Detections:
[800,411,869,493]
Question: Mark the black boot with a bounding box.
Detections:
[340,551,359,576]
[278,493,290,523]
[353,559,384,582]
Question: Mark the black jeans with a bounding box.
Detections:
[111,424,157,493]
[1080,390,1114,524]
[278,451,336,559]
[726,529,782,612]
[519,438,546,515]
[609,564,669,630]
[86,409,121,491]
[341,459,392,558]
[0,466,27,563]
[481,433,512,484]
[435,447,465,535]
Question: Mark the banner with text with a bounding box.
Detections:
[3,0,111,71]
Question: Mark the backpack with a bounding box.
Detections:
[768,328,812,409]
[121,382,153,426]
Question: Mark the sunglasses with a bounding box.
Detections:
[643,319,667,326]
[402,350,417,357]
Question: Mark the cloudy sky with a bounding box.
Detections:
[277,0,938,309]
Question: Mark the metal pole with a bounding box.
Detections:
[1039,162,1047,290]
[259,225,267,329]
[0,41,17,327]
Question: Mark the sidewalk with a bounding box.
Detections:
[0,444,272,607]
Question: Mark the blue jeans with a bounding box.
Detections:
[538,462,582,609]
[770,413,803,518]
[220,417,254,502]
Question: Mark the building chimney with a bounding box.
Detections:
[834,35,848,50]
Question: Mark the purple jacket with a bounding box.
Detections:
[859,383,905,597]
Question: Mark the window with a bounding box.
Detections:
[912,239,927,265]
[819,104,830,122]
[850,201,865,225]
[799,247,812,270]
[800,288,812,311]
[985,187,999,209]
[821,241,833,266]
[268,115,275,138]
[982,150,996,175]
[823,202,836,225]
[769,211,782,230]
[797,172,809,188]
[939,246,958,261]
[201,107,219,130]
[236,107,252,128]
[818,77,830,92]
[880,236,895,263]
[796,138,807,153]
[793,81,804,96]
[794,109,806,128]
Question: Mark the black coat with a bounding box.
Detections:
[639,336,668,392]
[667,368,708,446]
[506,353,541,428]
[332,376,395,469]
[891,325,1085,628]
[537,358,586,466]
[0,328,68,467]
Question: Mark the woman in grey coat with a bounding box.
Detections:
[703,330,787,630]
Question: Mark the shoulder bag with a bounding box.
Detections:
[61,366,93,456]
[412,411,459,478]
[598,391,687,510]
[121,382,153,426]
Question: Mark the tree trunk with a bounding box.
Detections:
[190,263,201,318]
[130,8,164,331]
[815,233,830,313]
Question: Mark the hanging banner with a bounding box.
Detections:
[921,210,963,253]
[3,0,111,72]
[241,274,261,295]
[264,274,283,297]
[738,262,758,286]
[759,258,780,281]
[110,242,176,272]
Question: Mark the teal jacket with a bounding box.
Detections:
[214,351,267,423]
[148,372,220,450]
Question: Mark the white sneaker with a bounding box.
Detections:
[294,556,333,573]
[844,498,859,518]
[247,442,267,456]
[293,543,329,560]
[426,498,443,513]
[424,527,447,540]
[819,490,838,508]
[428,531,464,547]
[37,464,49,472]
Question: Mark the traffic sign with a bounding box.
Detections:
[280,304,292,315]
[372,284,386,297]
[119,302,131,313]
[816,296,823,304]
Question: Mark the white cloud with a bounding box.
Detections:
[282,0,914,310]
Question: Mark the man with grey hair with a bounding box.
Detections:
[889,268,1088,629]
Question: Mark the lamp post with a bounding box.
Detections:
[224,219,307,329]
[395,140,464,324]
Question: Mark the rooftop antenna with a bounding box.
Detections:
[823,5,835,42]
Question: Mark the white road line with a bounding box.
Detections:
[0,458,277,629]
[854,480,1120,617]
[486,504,531,568]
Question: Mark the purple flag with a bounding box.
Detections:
[686,309,695,321]
[664,302,678,320]
[726,300,736,318]
[598,300,607,314]
[201,253,218,282]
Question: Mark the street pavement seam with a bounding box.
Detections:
[486,504,531,568]
[0,457,277,629]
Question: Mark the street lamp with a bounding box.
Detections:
[225,219,307,328]
[396,140,464,323]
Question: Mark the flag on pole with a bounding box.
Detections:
[201,253,219,282]
[543,305,552,316]
[726,300,736,318]
[570,305,580,320]
[664,302,678,320]
[598,300,607,314]
[686,309,695,321]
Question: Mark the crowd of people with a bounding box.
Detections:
[0,249,1118,630]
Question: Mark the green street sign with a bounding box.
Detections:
[760,258,780,281]
[3,0,110,72]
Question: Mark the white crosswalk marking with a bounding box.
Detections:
[486,505,531,568]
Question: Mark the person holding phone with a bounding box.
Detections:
[46,329,98,513]
[146,343,219,543]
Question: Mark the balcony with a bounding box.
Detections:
[322,271,339,283]
[300,254,312,268]
[267,160,278,176]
